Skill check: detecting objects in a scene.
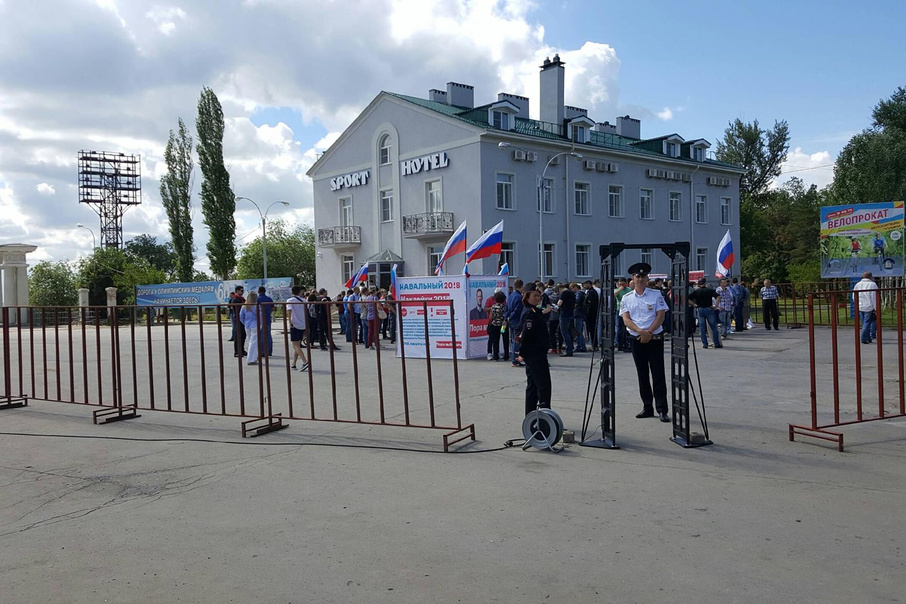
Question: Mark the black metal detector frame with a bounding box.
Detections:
[580,242,712,449]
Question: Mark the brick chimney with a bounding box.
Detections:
[539,54,565,127]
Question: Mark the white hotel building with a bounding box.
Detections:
[307,55,743,290]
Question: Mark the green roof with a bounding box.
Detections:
[386,92,741,170]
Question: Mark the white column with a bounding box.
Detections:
[78,288,89,307]
[0,244,38,325]
[105,287,117,308]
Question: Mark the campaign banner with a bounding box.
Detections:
[820,202,905,277]
[466,276,508,359]
[136,278,292,306]
[395,276,467,359]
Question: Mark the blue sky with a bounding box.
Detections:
[0,0,903,267]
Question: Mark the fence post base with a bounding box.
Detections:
[0,396,28,410]
[241,414,287,438]
[442,424,476,452]
[789,424,844,452]
[93,405,141,425]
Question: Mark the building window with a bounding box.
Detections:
[492,111,509,130]
[339,197,352,226]
[500,242,515,274]
[341,254,355,285]
[695,195,707,224]
[541,243,555,278]
[380,189,393,222]
[575,244,590,277]
[379,135,391,165]
[721,197,731,225]
[571,124,586,143]
[608,185,623,218]
[665,141,678,157]
[640,189,653,220]
[496,173,514,210]
[693,147,705,162]
[538,177,553,213]
[426,180,442,213]
[574,182,590,215]
[641,248,653,267]
[428,246,442,273]
[696,248,707,271]
[669,192,682,222]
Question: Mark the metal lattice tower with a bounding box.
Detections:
[78,151,141,248]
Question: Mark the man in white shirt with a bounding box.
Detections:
[286,285,310,371]
[853,271,879,344]
[620,263,670,423]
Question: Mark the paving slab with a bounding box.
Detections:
[1,326,904,603]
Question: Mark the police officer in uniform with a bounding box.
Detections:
[620,263,671,423]
[515,286,553,416]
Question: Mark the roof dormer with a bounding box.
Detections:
[488,100,520,131]
[662,134,685,158]
[684,138,711,162]
[567,115,595,144]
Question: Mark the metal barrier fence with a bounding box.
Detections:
[789,287,906,451]
[0,300,475,451]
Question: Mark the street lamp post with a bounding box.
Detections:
[76,223,96,249]
[236,196,291,280]
[498,143,582,279]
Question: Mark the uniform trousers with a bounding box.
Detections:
[523,357,552,416]
[630,337,668,415]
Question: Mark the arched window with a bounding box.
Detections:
[379,135,392,165]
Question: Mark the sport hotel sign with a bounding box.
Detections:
[820,202,905,278]
[401,152,450,176]
[330,170,370,191]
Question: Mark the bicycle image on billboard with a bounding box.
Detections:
[820,202,905,278]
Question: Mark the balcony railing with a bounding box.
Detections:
[318,226,361,247]
[402,212,455,238]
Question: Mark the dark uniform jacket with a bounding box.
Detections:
[517,306,549,360]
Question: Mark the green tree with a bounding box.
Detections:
[831,86,906,205]
[196,87,236,280]
[124,235,176,279]
[28,261,78,306]
[77,248,165,306]
[715,118,791,200]
[235,220,316,285]
[739,178,824,283]
[160,117,195,282]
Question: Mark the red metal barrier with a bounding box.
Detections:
[0,300,475,451]
[789,288,906,451]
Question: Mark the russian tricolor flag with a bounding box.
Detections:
[389,263,398,298]
[434,220,467,275]
[465,220,504,264]
[345,262,369,289]
[714,230,734,278]
[498,262,509,276]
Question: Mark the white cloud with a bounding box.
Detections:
[0,0,666,270]
[656,107,673,121]
[778,146,834,189]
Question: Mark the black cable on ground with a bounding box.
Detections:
[0,431,516,454]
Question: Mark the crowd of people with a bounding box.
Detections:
[226,272,797,429]
[227,283,399,370]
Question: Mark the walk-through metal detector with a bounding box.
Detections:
[580,242,712,449]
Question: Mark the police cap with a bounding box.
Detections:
[628,262,652,277]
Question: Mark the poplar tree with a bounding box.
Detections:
[160,118,195,283]
[196,87,236,279]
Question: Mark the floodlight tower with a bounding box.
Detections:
[78,150,142,248]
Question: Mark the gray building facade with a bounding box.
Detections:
[307,55,743,290]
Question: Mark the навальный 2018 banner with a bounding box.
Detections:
[395,276,467,359]
[466,276,508,359]
[820,202,905,278]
